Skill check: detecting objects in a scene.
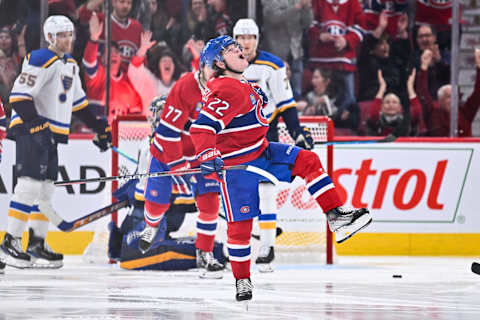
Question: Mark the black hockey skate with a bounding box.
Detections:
[196,249,224,279]
[326,206,372,243]
[26,229,63,269]
[255,246,275,273]
[138,224,158,254]
[236,278,253,302]
[0,233,31,268]
[0,260,5,274]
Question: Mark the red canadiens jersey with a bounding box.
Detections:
[309,0,366,71]
[150,72,206,168]
[82,41,142,124]
[190,77,270,166]
[363,0,409,37]
[415,0,452,27]
[78,7,143,71]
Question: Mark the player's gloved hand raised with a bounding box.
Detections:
[251,83,268,106]
[93,117,112,152]
[25,117,54,147]
[294,126,314,150]
[198,148,224,182]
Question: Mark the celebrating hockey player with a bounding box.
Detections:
[137,57,226,278]
[232,18,314,271]
[190,35,372,302]
[0,16,112,270]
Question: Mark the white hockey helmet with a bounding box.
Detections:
[233,18,259,40]
[43,15,74,46]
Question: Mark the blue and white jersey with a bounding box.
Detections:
[242,50,296,120]
[9,48,88,143]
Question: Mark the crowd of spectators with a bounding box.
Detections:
[0,0,478,138]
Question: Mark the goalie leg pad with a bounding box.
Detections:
[292,150,342,212]
[195,192,219,252]
[7,177,42,237]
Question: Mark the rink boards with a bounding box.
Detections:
[1,137,480,256]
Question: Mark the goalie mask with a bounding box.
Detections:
[43,15,75,48]
[149,95,167,132]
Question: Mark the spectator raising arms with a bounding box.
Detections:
[82,13,142,123]
[416,48,480,137]
[0,26,26,102]
[128,31,185,111]
[78,0,144,71]
[367,69,424,136]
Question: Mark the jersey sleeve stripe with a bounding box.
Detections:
[219,123,262,134]
[277,98,296,109]
[221,138,266,160]
[190,123,217,134]
[254,60,280,70]
[42,56,59,68]
[196,112,224,132]
[72,98,88,112]
[159,119,182,133]
[9,92,33,103]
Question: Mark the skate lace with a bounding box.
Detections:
[204,252,221,267]
[11,237,24,253]
[258,246,270,258]
[141,226,156,242]
[237,279,253,294]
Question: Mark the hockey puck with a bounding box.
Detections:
[392,274,402,278]
[472,262,480,275]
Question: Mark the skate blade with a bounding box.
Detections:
[237,299,251,311]
[30,258,63,269]
[257,263,274,273]
[0,251,31,269]
[335,213,372,244]
[198,269,223,279]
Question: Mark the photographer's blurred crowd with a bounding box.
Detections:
[0,0,478,137]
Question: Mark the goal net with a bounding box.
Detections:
[85,115,334,264]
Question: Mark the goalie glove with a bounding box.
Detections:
[197,148,224,183]
[294,126,314,150]
[93,117,112,152]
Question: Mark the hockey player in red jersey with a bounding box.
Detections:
[137,56,226,278]
[190,35,372,302]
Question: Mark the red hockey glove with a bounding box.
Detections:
[197,148,224,182]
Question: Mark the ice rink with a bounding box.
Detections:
[0,256,479,320]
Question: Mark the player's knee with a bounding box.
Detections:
[12,177,42,205]
[196,192,219,221]
[292,149,325,178]
[227,219,253,244]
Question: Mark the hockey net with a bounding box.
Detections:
[85,115,334,264]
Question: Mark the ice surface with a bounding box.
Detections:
[0,256,479,320]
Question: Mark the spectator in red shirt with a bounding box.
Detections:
[363,1,409,38]
[416,48,480,137]
[0,97,6,163]
[367,69,424,136]
[78,0,144,71]
[82,13,142,124]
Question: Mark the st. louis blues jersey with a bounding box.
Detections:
[9,48,88,143]
[190,76,269,166]
[242,51,296,120]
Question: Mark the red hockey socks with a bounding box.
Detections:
[227,219,253,279]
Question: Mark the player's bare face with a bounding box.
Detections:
[382,94,402,116]
[201,64,214,83]
[235,35,257,62]
[0,32,12,52]
[159,56,175,84]
[114,0,132,19]
[222,43,248,72]
[54,31,74,54]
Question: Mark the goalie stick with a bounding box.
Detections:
[50,200,129,232]
[315,134,397,146]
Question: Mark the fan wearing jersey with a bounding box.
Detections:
[0,16,111,270]
[190,35,372,302]
[137,59,226,278]
[232,18,313,271]
[0,98,6,164]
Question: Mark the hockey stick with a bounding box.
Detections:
[53,199,129,232]
[218,212,283,240]
[54,165,249,186]
[472,262,480,275]
[112,146,138,165]
[315,134,397,146]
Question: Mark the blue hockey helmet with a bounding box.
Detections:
[200,35,237,68]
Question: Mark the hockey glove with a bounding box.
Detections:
[294,126,314,150]
[25,118,54,147]
[198,148,224,182]
[93,118,112,152]
[251,83,269,106]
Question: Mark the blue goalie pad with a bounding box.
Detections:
[119,220,226,271]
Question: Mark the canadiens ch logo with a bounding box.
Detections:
[150,190,158,197]
[240,206,250,214]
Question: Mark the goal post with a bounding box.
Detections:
[108,115,335,264]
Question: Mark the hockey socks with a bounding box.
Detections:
[227,219,253,280]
